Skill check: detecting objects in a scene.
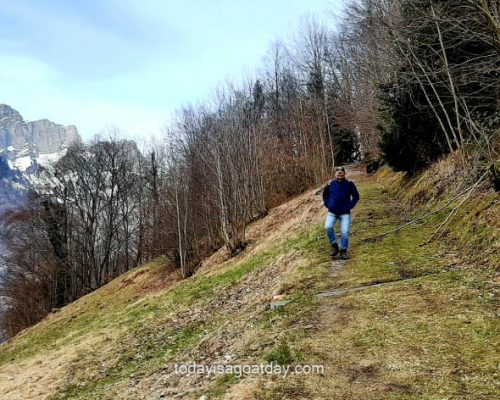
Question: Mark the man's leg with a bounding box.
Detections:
[324,212,339,255]
[339,213,352,257]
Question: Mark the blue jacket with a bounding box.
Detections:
[322,179,360,215]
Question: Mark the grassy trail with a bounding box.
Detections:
[260,168,498,400]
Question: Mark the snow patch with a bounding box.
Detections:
[11,156,33,172]
[38,150,66,168]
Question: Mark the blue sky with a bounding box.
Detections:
[0,0,340,141]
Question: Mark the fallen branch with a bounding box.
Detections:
[360,177,486,242]
[418,170,489,246]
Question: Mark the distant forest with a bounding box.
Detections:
[1,0,498,338]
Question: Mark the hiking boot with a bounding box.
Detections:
[330,242,339,257]
[339,249,350,259]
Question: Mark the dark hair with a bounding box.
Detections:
[335,166,346,172]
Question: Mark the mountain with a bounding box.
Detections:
[0,104,80,154]
[0,104,82,217]
[0,104,81,174]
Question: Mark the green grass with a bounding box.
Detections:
[264,341,294,365]
[0,239,290,367]
[0,259,169,366]
[202,374,239,398]
[333,181,450,288]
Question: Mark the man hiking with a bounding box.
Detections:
[322,166,360,259]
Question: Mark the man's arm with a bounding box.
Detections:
[322,183,330,208]
[350,181,360,209]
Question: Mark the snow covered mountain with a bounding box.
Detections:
[0,103,81,173]
[0,104,82,216]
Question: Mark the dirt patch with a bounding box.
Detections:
[113,262,183,302]
[120,269,148,287]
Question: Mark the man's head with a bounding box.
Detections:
[335,166,346,181]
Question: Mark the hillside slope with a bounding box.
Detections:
[0,165,497,400]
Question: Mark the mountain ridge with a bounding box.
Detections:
[0,104,81,156]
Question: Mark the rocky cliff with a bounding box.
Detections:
[0,104,81,155]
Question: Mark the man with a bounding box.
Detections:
[322,166,360,259]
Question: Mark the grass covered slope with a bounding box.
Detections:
[0,176,330,399]
[262,166,498,399]
[0,165,497,399]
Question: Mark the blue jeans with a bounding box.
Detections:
[324,212,351,250]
